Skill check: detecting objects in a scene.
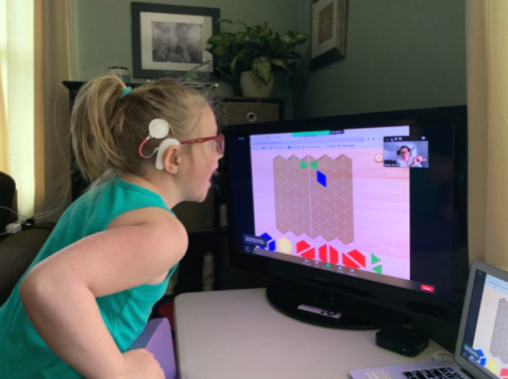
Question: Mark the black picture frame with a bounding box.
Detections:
[310,0,348,71]
[131,2,220,79]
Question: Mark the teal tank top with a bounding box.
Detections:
[0,178,178,378]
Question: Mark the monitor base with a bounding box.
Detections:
[266,279,413,330]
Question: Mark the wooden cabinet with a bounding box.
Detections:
[222,99,283,126]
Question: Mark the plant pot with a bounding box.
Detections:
[240,71,274,98]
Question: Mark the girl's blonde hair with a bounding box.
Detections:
[70,75,209,183]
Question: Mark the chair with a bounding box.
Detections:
[0,171,54,306]
[0,171,16,242]
[131,317,177,379]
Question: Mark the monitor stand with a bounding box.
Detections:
[266,279,412,329]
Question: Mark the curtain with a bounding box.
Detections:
[0,0,38,217]
[466,0,508,270]
[0,0,75,221]
[0,2,8,173]
[42,0,76,222]
[34,0,45,214]
[0,66,7,173]
[0,1,6,171]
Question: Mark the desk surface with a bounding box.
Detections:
[175,288,448,379]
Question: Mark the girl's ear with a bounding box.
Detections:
[155,138,181,170]
[161,144,182,174]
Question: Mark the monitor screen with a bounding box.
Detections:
[223,106,468,329]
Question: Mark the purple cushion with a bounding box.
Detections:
[131,318,176,379]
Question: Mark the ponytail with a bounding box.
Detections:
[71,76,126,182]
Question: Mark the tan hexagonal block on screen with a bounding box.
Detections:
[273,155,354,244]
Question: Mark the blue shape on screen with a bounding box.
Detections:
[260,233,273,250]
[475,349,486,366]
[317,171,327,187]
[261,232,272,241]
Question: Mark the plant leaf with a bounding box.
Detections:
[286,51,303,59]
[248,21,273,42]
[230,56,238,72]
[207,33,237,56]
[271,59,287,69]
[280,31,308,46]
[257,21,273,40]
[252,57,272,85]
[235,31,246,42]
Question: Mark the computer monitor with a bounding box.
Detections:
[222,106,469,329]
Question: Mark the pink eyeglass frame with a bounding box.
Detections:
[180,134,225,154]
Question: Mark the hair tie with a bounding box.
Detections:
[119,86,132,100]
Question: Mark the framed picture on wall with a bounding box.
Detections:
[310,0,348,71]
[131,2,220,79]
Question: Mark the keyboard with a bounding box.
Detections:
[402,367,463,379]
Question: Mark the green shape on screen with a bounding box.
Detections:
[371,254,381,265]
[373,265,382,274]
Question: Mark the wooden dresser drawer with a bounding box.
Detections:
[223,102,281,126]
[171,189,215,232]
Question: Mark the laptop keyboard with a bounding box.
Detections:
[402,367,463,379]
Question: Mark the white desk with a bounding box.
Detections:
[175,288,447,379]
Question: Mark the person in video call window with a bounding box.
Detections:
[0,76,224,378]
[396,145,425,167]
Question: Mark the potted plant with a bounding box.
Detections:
[207,19,308,97]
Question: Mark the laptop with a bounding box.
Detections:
[350,260,508,379]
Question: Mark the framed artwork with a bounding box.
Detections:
[310,0,348,71]
[131,2,220,79]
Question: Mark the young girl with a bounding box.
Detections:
[0,76,224,378]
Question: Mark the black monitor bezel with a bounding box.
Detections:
[221,105,469,324]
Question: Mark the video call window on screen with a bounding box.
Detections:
[383,136,429,168]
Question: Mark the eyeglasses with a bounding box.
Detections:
[180,134,225,155]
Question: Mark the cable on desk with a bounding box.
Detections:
[433,350,454,362]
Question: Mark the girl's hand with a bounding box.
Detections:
[118,349,165,379]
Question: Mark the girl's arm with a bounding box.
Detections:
[19,207,187,379]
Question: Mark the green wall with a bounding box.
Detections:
[293,0,466,119]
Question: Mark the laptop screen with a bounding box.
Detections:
[458,266,508,379]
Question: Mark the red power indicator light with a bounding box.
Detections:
[420,284,435,293]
